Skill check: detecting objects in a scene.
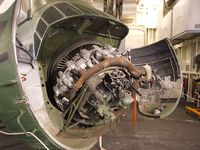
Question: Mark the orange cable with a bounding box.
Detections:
[132,96,137,127]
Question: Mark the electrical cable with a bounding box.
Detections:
[0,130,49,150]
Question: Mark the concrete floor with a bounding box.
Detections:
[0,99,200,150]
[92,100,200,150]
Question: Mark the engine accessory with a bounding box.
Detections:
[50,43,147,128]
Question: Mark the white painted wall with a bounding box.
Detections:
[125,26,145,49]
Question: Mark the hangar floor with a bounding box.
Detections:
[0,99,200,150]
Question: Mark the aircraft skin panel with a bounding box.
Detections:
[0,1,126,149]
[0,1,64,150]
[17,0,128,58]
[130,39,182,118]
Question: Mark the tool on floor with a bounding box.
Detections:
[186,106,200,118]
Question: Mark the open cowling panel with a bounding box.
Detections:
[130,38,182,118]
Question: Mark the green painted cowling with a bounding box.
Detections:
[0,0,129,149]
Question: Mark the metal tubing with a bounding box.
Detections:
[70,56,143,99]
